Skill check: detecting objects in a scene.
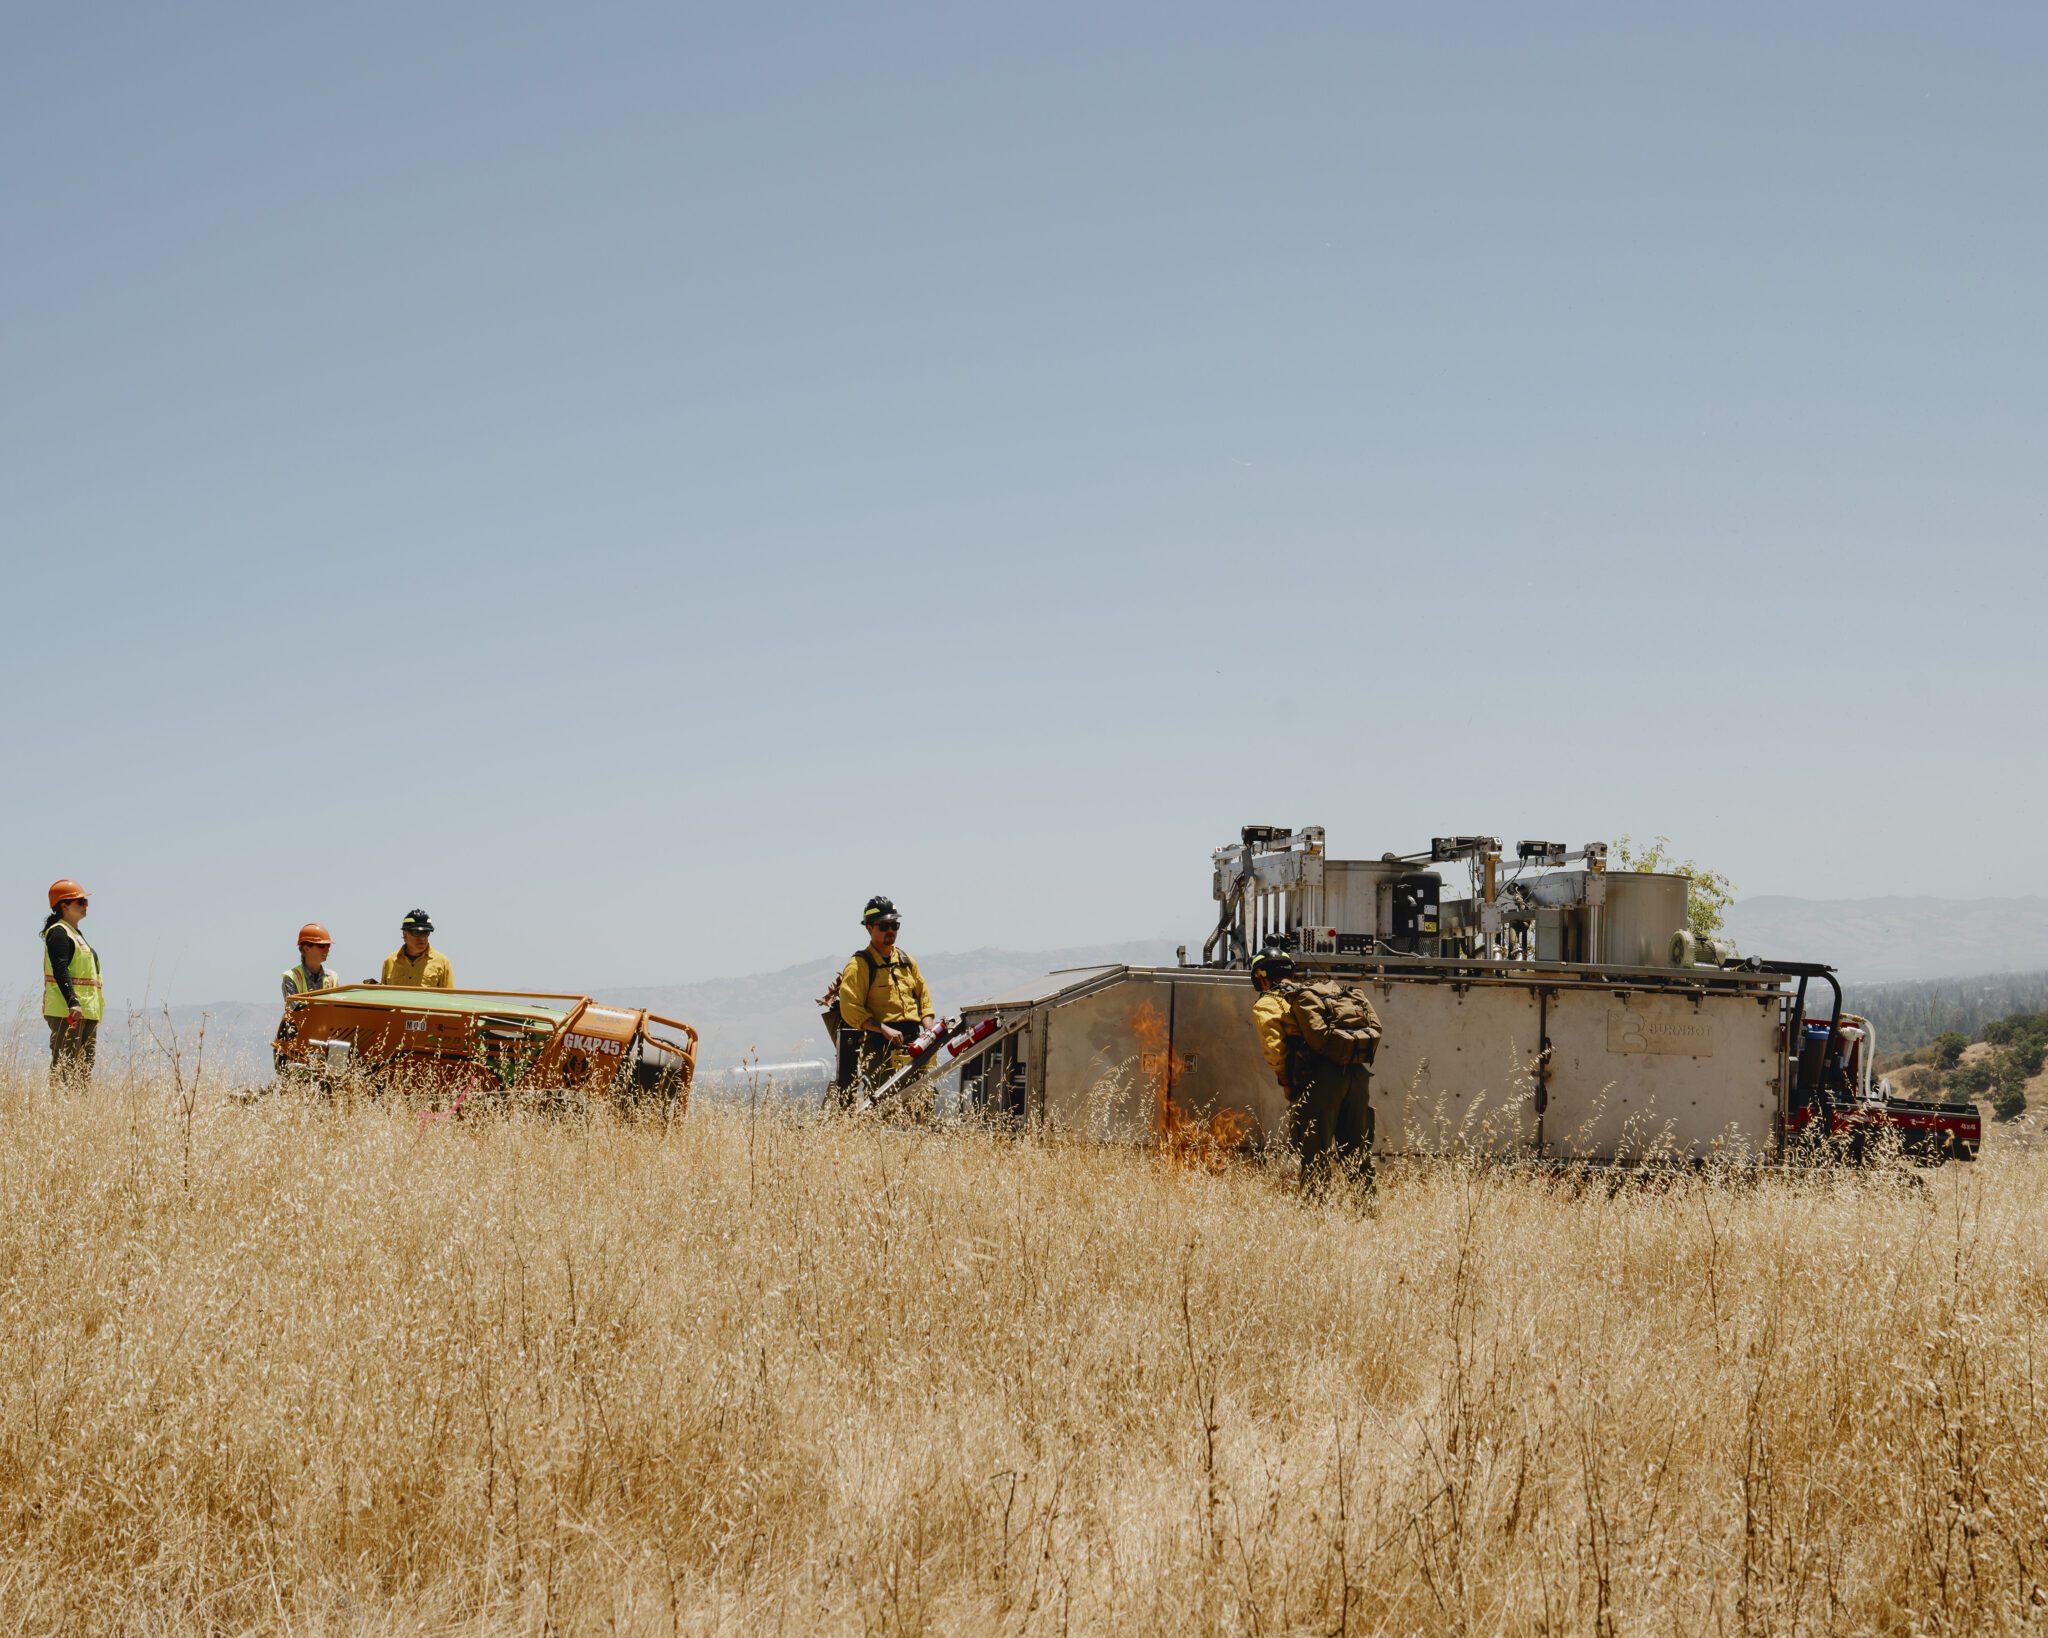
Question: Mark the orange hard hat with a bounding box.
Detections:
[47,879,87,908]
[297,921,333,947]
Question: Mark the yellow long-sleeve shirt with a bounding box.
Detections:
[1252,991,1301,1080]
[838,945,933,1031]
[382,947,455,988]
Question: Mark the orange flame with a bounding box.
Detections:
[1131,1002,1253,1171]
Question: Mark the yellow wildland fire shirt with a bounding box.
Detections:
[837,946,933,1030]
[381,947,454,988]
[1252,991,1302,1080]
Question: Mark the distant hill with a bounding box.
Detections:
[1722,896,2048,983]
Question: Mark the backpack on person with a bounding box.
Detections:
[818,948,882,1045]
[1279,979,1383,1067]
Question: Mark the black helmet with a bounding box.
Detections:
[861,894,901,928]
[1249,937,1295,986]
[400,909,434,935]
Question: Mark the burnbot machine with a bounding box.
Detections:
[882,824,1980,1164]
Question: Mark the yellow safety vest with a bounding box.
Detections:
[283,963,338,997]
[43,923,103,1022]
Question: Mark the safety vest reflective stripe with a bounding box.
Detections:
[43,927,104,1021]
[284,964,335,994]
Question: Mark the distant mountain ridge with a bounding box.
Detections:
[1722,896,2048,983]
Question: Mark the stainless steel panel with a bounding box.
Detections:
[1599,873,1688,967]
[977,965,1128,1007]
[963,962,1785,1164]
[1528,871,1589,908]
[1368,979,1542,1155]
[1041,970,1168,1140]
[1542,986,1780,1159]
[1322,860,1395,938]
[1164,976,1285,1140]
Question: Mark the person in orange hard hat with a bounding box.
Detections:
[41,880,102,1087]
[282,923,340,1002]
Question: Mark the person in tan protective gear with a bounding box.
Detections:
[1250,940,1382,1195]
[41,879,102,1087]
[381,909,453,988]
[828,895,935,1107]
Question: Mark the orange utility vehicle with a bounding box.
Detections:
[274,984,697,1112]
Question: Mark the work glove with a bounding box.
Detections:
[65,1006,82,1028]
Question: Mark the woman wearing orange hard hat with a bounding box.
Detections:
[283,922,339,1002]
[41,880,101,1087]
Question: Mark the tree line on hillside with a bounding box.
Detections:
[1888,1009,2048,1123]
[1847,970,2048,1055]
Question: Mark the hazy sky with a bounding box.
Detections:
[5,3,2042,1007]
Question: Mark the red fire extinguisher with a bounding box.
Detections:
[947,1017,1001,1056]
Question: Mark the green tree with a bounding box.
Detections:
[1951,1059,1995,1097]
[1985,1018,2016,1047]
[1612,835,1737,940]
[1933,1031,1968,1070]
[1993,1051,2030,1121]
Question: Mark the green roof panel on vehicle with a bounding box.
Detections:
[311,985,576,1024]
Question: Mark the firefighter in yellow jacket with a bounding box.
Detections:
[381,909,454,988]
[1251,942,1378,1194]
[831,895,935,1103]
[41,879,102,1087]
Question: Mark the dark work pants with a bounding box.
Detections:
[831,1021,919,1107]
[1287,1053,1373,1193]
[47,1016,98,1086]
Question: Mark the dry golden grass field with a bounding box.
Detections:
[1,1057,2044,1635]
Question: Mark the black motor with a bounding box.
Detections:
[1389,873,1442,952]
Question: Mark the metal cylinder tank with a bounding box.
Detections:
[1599,872,1690,967]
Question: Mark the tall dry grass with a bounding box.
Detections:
[0,1058,2043,1635]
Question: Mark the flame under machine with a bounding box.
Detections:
[885,824,1979,1166]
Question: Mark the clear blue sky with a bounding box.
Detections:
[5,3,2042,1007]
